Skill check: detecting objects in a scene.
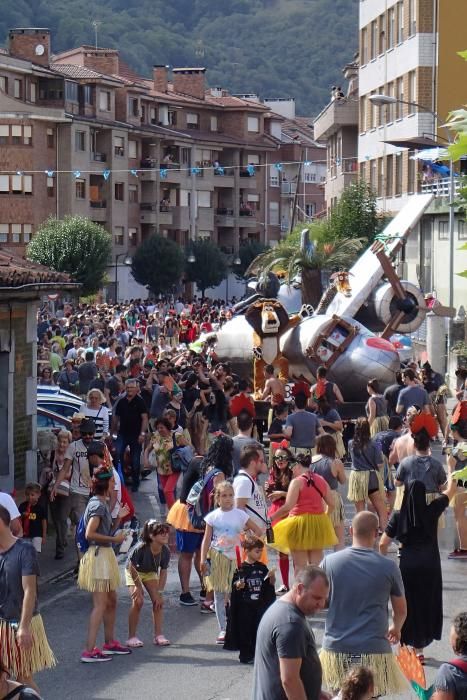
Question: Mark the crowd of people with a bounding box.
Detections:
[0,295,466,698]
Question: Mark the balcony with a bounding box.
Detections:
[421,177,460,198]
[139,203,173,225]
[92,152,107,162]
[313,99,358,140]
[215,208,235,227]
[197,207,214,230]
[238,210,258,228]
[89,199,106,221]
[239,169,257,188]
[171,206,190,229]
[213,166,235,188]
[281,182,297,196]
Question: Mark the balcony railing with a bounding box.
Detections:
[92,152,107,162]
[281,182,297,195]
[421,177,460,197]
[90,200,106,208]
[216,207,234,216]
[239,209,255,217]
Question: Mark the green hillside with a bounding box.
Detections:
[0,0,358,115]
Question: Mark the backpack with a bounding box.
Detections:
[171,443,196,473]
[75,513,89,554]
[186,468,222,529]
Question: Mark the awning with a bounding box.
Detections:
[382,136,446,149]
[410,147,449,161]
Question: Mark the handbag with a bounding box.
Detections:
[359,447,380,492]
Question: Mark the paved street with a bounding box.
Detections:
[35,470,467,700]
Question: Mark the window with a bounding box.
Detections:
[304,172,316,183]
[408,153,416,193]
[0,125,8,145]
[30,82,36,103]
[0,224,7,243]
[75,130,86,151]
[6,174,32,194]
[387,7,395,49]
[99,90,111,111]
[13,79,22,99]
[114,226,124,246]
[370,91,377,129]
[168,108,177,126]
[128,184,138,203]
[11,224,21,244]
[197,191,211,208]
[210,115,218,132]
[75,179,86,199]
[269,201,279,225]
[305,204,315,218]
[378,14,386,54]
[395,153,403,195]
[361,27,368,64]
[84,85,93,104]
[198,231,211,240]
[149,106,157,124]
[129,97,139,117]
[128,227,137,245]
[408,0,416,36]
[396,77,404,119]
[11,125,22,145]
[270,165,279,186]
[370,20,378,60]
[247,154,260,165]
[386,155,393,197]
[47,176,54,197]
[114,136,124,157]
[377,87,385,127]
[247,193,260,210]
[186,112,199,129]
[377,158,384,197]
[396,1,404,43]
[114,182,124,201]
[459,220,467,240]
[408,71,416,112]
[47,128,54,148]
[360,96,366,132]
[65,81,78,102]
[0,76,7,93]
[439,221,449,240]
[23,224,32,243]
[247,116,259,132]
[128,140,137,159]
[386,82,395,122]
[0,175,8,192]
[369,159,376,190]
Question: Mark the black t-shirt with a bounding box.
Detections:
[127,542,170,574]
[114,394,147,437]
[384,383,403,416]
[179,456,203,503]
[268,418,285,437]
[19,502,46,538]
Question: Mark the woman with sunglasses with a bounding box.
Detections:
[265,445,294,593]
[311,434,346,549]
[125,520,171,648]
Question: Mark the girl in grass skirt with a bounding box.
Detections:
[270,454,337,571]
[311,434,346,549]
[200,481,263,645]
[78,459,131,663]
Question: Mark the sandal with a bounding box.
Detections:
[126,637,144,648]
[154,635,171,646]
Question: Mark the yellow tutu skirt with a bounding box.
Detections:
[78,545,121,592]
[167,500,203,533]
[329,491,345,527]
[319,649,408,696]
[271,512,337,554]
[370,416,389,436]
[0,614,56,678]
[204,549,236,593]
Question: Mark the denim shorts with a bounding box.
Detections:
[176,530,203,553]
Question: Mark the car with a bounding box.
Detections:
[37,388,83,420]
[37,407,72,432]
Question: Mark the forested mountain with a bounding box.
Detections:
[1,0,358,115]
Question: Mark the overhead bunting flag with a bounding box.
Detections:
[130,169,138,177]
[73,170,81,178]
[191,167,201,175]
[16,170,23,176]
[44,170,55,177]
[274,163,283,171]
[246,164,256,176]
[160,168,168,179]
[215,166,224,175]
[102,169,111,180]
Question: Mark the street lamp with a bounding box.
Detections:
[367,94,456,360]
[187,252,196,264]
[114,252,132,303]
[225,254,242,304]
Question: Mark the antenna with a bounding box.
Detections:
[91,20,102,49]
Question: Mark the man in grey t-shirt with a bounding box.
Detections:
[396,368,430,416]
[284,393,323,450]
[252,566,329,700]
[320,511,407,697]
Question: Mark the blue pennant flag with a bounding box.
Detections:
[215,166,224,176]
[73,170,81,178]
[160,168,168,179]
[274,162,283,171]
[130,169,138,177]
[304,161,312,167]
[246,164,256,176]
[191,167,201,175]
[16,170,23,176]
[102,169,111,180]
[44,170,55,177]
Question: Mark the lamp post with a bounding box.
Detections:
[225,254,241,304]
[368,94,456,362]
[114,252,132,303]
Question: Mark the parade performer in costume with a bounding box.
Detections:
[264,443,294,592]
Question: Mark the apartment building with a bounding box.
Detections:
[0,28,290,299]
[313,62,359,211]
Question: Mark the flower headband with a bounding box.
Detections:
[271,439,290,451]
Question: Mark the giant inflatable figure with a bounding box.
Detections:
[211,195,455,400]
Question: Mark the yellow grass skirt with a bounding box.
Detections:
[78,545,121,592]
[166,500,203,533]
[370,416,389,436]
[329,491,345,527]
[271,512,338,554]
[319,649,408,697]
[347,469,384,502]
[204,549,236,593]
[0,614,56,679]
[333,432,346,459]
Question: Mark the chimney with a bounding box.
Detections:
[81,47,119,75]
[210,87,223,98]
[153,65,168,93]
[172,67,206,100]
[9,28,51,66]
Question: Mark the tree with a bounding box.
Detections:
[131,235,185,296]
[27,216,111,295]
[234,240,268,281]
[184,239,228,298]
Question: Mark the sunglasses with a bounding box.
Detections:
[81,431,94,437]
[275,455,289,462]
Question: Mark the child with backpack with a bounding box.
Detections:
[432,611,467,699]
[223,536,276,664]
[125,520,171,648]
[200,481,263,645]
[77,460,131,663]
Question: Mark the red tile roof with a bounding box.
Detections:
[0,249,75,288]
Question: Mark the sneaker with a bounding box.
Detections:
[200,602,216,614]
[102,640,132,656]
[80,648,112,663]
[448,549,467,559]
[199,587,207,600]
[275,585,289,595]
[179,592,197,606]
[216,631,226,645]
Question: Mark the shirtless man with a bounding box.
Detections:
[388,405,419,466]
[261,364,286,405]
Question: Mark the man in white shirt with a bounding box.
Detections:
[0,491,22,536]
[233,444,268,534]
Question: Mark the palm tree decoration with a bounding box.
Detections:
[247,225,364,307]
